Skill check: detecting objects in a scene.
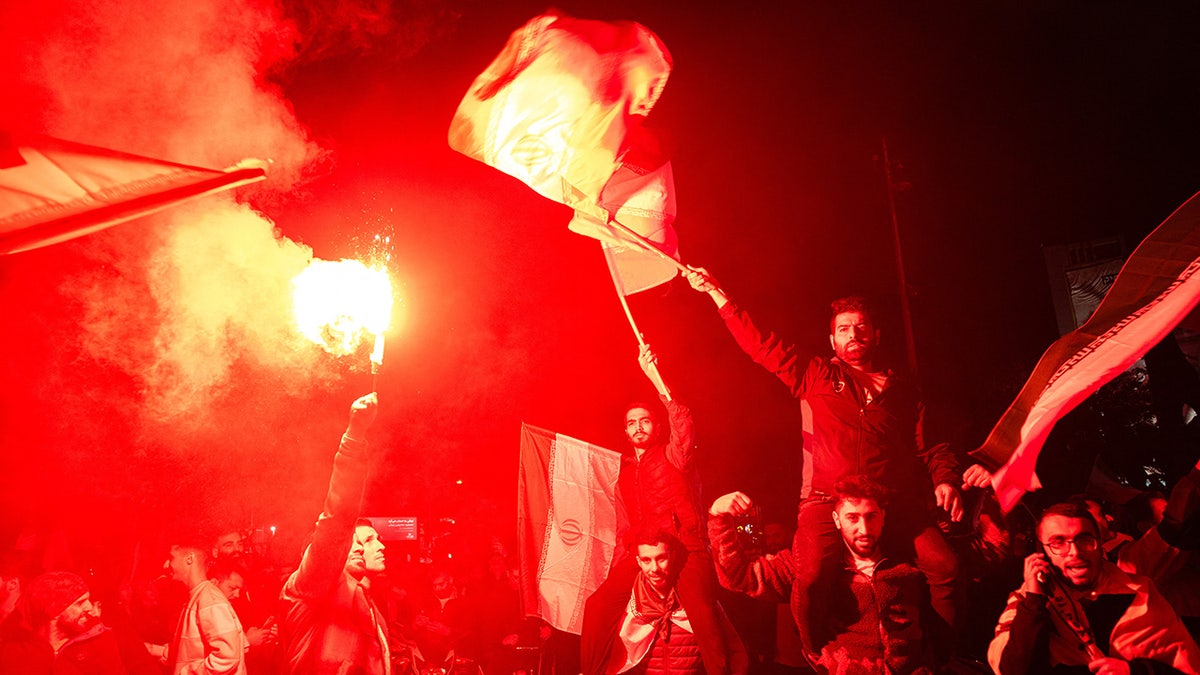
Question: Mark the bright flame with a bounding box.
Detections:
[292,259,393,360]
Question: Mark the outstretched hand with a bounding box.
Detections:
[346,392,378,440]
[683,266,729,308]
[710,491,754,517]
[638,344,659,379]
[935,483,964,522]
[962,463,993,490]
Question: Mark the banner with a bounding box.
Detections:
[518,423,625,634]
[972,190,1200,510]
[0,134,266,255]
[449,12,680,293]
[580,151,679,295]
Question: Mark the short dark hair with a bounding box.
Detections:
[623,401,660,424]
[622,401,664,447]
[832,475,890,510]
[829,296,873,333]
[208,559,245,583]
[168,543,209,574]
[631,527,681,553]
[1037,501,1100,539]
[355,518,376,530]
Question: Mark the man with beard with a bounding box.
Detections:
[279,393,390,675]
[709,475,936,674]
[685,270,961,657]
[583,530,746,675]
[165,543,248,674]
[989,502,1200,675]
[210,532,276,673]
[0,570,159,673]
[582,345,744,675]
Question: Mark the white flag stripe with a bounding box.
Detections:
[535,432,622,634]
[992,259,1200,510]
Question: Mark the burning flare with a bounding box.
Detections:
[292,259,394,367]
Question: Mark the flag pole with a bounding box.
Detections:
[604,216,687,273]
[601,214,727,295]
[601,244,672,400]
[881,137,920,378]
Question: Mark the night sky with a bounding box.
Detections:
[3,1,1200,572]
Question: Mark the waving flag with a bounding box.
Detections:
[0,134,266,255]
[973,190,1200,511]
[518,423,625,634]
[448,11,679,294]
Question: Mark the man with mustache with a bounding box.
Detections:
[685,269,960,659]
[279,393,390,675]
[0,570,160,673]
[583,530,746,675]
[708,475,936,674]
[582,345,744,675]
[988,501,1200,675]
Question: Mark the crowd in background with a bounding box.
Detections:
[0,456,1196,674]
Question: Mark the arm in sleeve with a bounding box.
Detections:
[662,394,695,471]
[718,302,809,398]
[707,514,793,603]
[194,592,246,674]
[919,440,961,489]
[287,434,370,599]
[988,591,1049,675]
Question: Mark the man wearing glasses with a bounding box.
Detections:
[988,501,1200,675]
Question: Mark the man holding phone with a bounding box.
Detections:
[988,502,1200,675]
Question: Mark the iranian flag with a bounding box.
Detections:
[518,423,625,634]
[448,11,680,295]
[973,189,1200,511]
[0,134,266,255]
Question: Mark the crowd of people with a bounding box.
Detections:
[1,267,1199,675]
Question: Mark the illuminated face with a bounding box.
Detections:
[56,592,99,637]
[829,311,878,368]
[216,571,245,601]
[213,532,246,561]
[346,525,386,578]
[624,407,656,449]
[165,546,192,583]
[833,498,885,558]
[1039,515,1103,589]
[635,542,673,593]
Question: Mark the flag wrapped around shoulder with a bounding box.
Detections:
[0,134,266,255]
[449,11,680,294]
[972,190,1200,511]
[518,423,626,634]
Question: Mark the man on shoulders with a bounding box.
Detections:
[583,529,746,675]
[709,475,936,674]
[686,269,960,657]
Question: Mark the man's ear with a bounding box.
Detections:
[832,512,842,531]
[829,334,836,351]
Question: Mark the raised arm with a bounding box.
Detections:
[987,553,1052,674]
[287,393,378,598]
[685,266,808,397]
[707,492,794,602]
[639,345,696,471]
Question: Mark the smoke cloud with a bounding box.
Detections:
[0,0,426,533]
